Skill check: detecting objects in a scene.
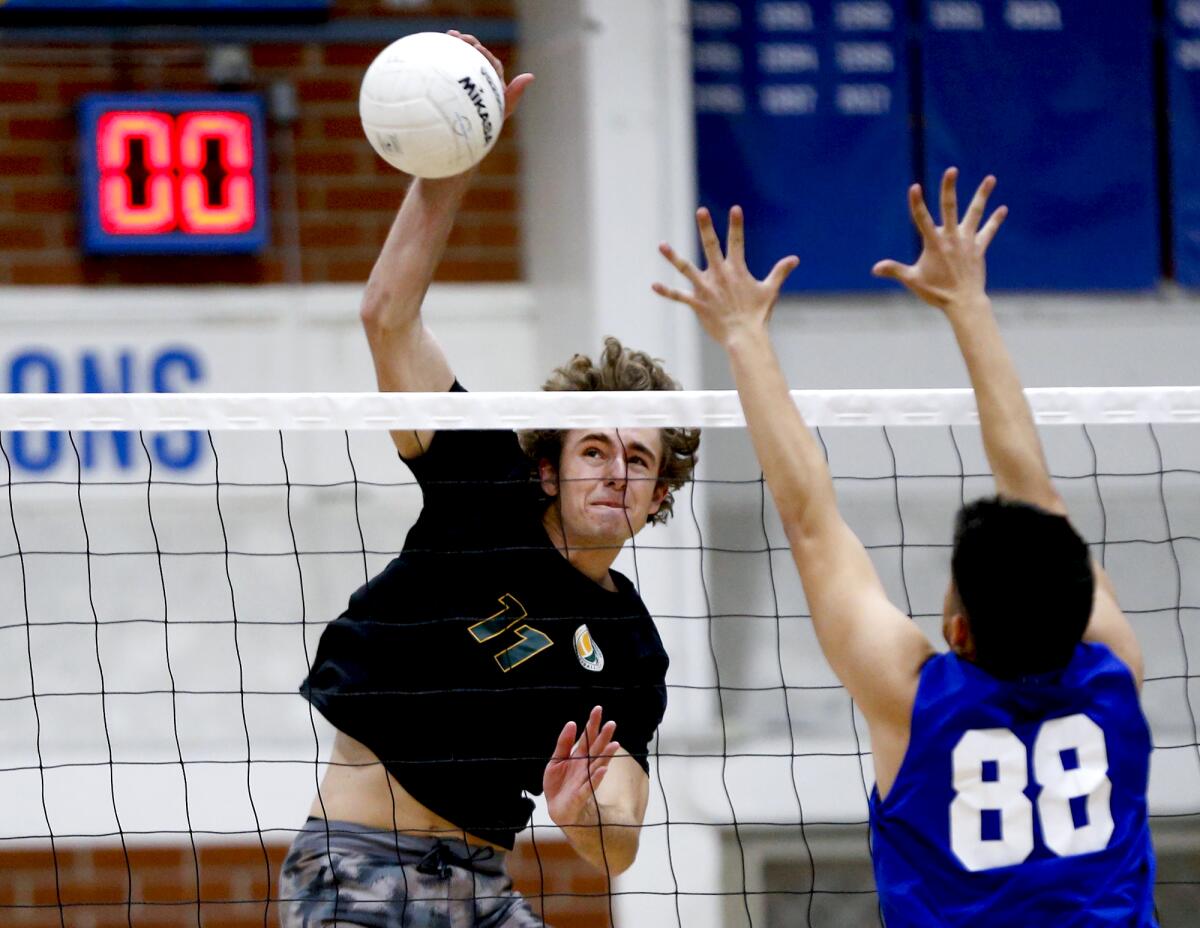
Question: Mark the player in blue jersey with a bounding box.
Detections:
[653,168,1156,926]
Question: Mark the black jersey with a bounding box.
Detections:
[300,388,669,849]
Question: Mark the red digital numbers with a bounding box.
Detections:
[96,110,257,236]
[97,111,175,234]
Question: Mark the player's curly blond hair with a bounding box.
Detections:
[518,337,701,525]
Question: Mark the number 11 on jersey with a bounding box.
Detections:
[468,593,554,673]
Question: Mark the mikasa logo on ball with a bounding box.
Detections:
[574,625,605,672]
[458,73,496,144]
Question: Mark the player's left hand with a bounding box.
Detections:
[653,206,799,347]
[543,706,621,829]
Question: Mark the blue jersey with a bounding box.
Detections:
[870,643,1156,927]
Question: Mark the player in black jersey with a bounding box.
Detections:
[278,33,700,928]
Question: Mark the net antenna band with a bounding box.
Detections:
[2,387,1199,432]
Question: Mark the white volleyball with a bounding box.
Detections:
[359,32,505,178]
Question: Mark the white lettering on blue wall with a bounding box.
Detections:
[1005,1,1063,30]
[695,84,747,114]
[692,1,741,30]
[834,2,893,31]
[760,84,819,115]
[758,2,814,31]
[758,43,820,73]
[836,83,892,115]
[930,1,985,31]
[694,41,744,72]
[1179,39,1200,69]
[835,42,895,73]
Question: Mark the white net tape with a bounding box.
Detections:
[1,386,1199,431]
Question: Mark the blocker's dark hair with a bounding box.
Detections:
[518,336,700,525]
[950,496,1094,680]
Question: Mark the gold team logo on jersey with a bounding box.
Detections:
[574,624,605,672]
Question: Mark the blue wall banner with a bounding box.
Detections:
[921,0,1159,290]
[693,0,914,292]
[1169,2,1200,287]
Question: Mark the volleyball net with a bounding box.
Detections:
[2,387,1199,928]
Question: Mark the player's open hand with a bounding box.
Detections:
[543,706,621,830]
[653,207,799,347]
[447,30,534,118]
[872,168,1007,312]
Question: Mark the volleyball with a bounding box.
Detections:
[359,32,506,179]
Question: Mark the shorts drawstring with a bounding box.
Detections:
[415,839,496,881]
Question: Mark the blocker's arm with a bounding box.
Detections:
[358,32,533,459]
[873,168,1143,688]
[653,207,935,730]
[724,325,936,725]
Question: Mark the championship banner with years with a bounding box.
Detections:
[921,0,1159,290]
[1169,0,1200,287]
[692,0,914,292]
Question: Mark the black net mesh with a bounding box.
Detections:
[1,418,1197,927]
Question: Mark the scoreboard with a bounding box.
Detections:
[78,93,270,255]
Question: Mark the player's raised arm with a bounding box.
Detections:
[873,168,1143,687]
[653,208,935,733]
[359,32,533,458]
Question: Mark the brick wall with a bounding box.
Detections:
[0,1,520,286]
[1,836,612,927]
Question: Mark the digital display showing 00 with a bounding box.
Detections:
[78,93,270,255]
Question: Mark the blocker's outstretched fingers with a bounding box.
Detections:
[727,206,746,267]
[976,204,1009,250]
[696,208,725,268]
[658,241,705,287]
[962,175,997,237]
[651,282,700,309]
[765,255,800,292]
[940,166,960,230]
[871,258,910,281]
[655,205,796,343]
[908,184,939,241]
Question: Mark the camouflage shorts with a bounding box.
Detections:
[278,818,546,928]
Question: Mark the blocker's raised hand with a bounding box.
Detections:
[653,206,799,346]
[872,167,1007,311]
